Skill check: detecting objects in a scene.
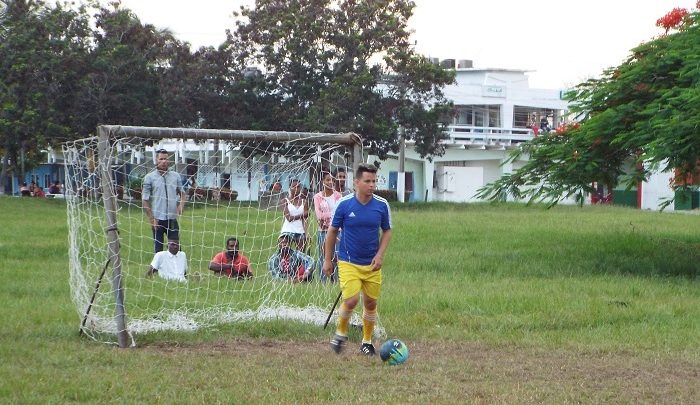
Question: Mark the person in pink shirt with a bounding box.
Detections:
[313,170,342,282]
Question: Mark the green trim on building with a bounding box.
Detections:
[612,190,637,208]
[674,190,700,210]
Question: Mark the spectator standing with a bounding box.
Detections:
[280,178,309,252]
[142,149,186,253]
[313,171,342,282]
[334,168,351,196]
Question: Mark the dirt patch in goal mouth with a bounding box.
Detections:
[142,339,699,403]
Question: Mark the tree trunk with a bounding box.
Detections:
[19,140,27,186]
[0,151,8,196]
[606,182,615,204]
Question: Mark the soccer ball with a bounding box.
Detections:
[379,339,409,366]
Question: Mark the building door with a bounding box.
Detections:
[388,171,414,201]
[221,173,231,189]
[186,158,198,189]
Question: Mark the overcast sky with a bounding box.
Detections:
[117,0,697,89]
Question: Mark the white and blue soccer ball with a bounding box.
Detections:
[379,339,409,366]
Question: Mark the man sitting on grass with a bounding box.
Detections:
[146,238,188,282]
[268,234,314,282]
[209,237,253,279]
[48,181,61,195]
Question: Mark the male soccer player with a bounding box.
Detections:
[323,163,392,356]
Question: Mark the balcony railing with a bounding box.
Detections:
[444,125,535,149]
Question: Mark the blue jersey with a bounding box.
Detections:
[332,194,392,265]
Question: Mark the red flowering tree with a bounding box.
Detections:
[656,7,689,33]
[478,4,700,208]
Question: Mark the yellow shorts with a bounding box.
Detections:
[338,260,382,300]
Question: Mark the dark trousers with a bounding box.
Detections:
[153,219,180,253]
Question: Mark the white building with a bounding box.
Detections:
[369,60,692,210]
[370,60,568,203]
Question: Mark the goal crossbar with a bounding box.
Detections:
[101,125,363,147]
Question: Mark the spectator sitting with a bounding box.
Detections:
[33,185,46,198]
[48,181,61,194]
[209,237,253,279]
[268,234,314,282]
[146,238,188,282]
[20,182,31,197]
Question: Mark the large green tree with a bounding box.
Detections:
[477,5,700,207]
[228,0,454,159]
[0,0,210,192]
[74,2,197,133]
[177,45,284,131]
[0,0,92,192]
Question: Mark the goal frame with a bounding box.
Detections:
[94,125,363,348]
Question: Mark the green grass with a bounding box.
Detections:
[385,202,699,350]
[0,197,698,403]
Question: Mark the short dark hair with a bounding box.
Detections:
[319,171,332,186]
[156,149,168,155]
[355,163,377,178]
[226,237,239,246]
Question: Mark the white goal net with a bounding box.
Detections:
[63,126,383,346]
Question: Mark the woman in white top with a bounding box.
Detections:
[313,171,342,282]
[280,178,309,252]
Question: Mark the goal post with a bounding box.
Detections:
[97,126,129,348]
[65,125,370,347]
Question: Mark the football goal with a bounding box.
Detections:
[63,125,381,347]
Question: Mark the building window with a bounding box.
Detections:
[455,105,501,128]
[455,107,473,125]
[513,107,562,129]
[488,105,500,127]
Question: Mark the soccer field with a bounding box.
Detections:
[1,197,698,402]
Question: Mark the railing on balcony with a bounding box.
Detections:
[444,125,535,149]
